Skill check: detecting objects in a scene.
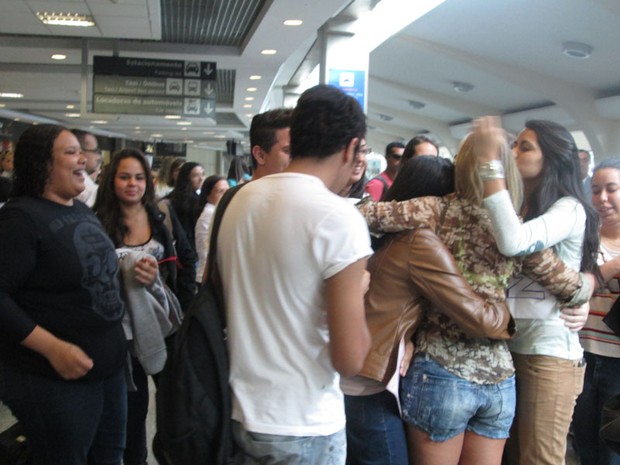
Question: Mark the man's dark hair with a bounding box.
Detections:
[71,128,95,147]
[385,141,405,158]
[249,109,293,169]
[290,85,366,160]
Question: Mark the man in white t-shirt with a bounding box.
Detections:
[217,85,373,465]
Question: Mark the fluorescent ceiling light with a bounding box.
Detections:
[283,19,303,26]
[243,104,252,108]
[0,92,23,98]
[91,120,107,124]
[245,97,255,101]
[51,54,67,60]
[247,87,257,92]
[164,115,181,119]
[65,113,81,118]
[37,12,96,27]
[249,75,262,80]
[261,49,277,55]
[66,104,75,109]
[177,121,192,126]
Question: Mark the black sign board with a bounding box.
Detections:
[92,56,216,117]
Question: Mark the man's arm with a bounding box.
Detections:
[325,258,371,378]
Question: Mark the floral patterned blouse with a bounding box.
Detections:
[359,193,585,384]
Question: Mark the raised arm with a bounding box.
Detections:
[473,116,585,256]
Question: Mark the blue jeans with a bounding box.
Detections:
[0,361,127,465]
[344,391,408,465]
[232,420,346,465]
[401,354,515,442]
[573,351,620,465]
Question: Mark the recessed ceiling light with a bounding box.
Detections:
[562,41,592,59]
[65,113,81,118]
[66,104,75,109]
[249,75,262,80]
[37,12,96,27]
[135,126,141,130]
[0,92,23,99]
[151,133,163,138]
[283,19,303,26]
[165,115,181,119]
[243,104,252,108]
[177,121,192,126]
[247,87,257,92]
[181,127,188,131]
[92,120,108,124]
[452,81,474,93]
[261,49,277,55]
[245,97,255,101]
[51,54,67,60]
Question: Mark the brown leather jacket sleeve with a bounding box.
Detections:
[408,228,515,339]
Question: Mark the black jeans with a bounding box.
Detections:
[0,361,127,465]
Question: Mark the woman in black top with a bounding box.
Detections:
[0,124,127,465]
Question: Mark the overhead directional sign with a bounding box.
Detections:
[328,69,366,112]
[92,56,217,117]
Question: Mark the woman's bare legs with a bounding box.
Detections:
[406,424,505,465]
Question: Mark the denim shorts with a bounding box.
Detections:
[400,354,515,442]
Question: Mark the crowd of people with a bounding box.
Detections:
[0,83,619,465]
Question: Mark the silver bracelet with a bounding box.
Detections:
[478,160,505,181]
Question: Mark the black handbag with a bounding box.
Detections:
[0,423,30,465]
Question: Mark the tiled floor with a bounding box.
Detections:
[1,394,581,464]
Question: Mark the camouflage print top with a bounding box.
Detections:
[359,193,586,384]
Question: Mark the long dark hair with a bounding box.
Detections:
[169,161,202,228]
[13,124,67,197]
[524,120,599,272]
[198,175,226,210]
[93,148,157,247]
[384,156,455,201]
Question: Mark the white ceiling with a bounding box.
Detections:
[0,0,619,157]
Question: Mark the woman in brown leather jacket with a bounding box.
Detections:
[347,156,590,465]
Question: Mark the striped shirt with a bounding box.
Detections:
[580,243,620,357]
